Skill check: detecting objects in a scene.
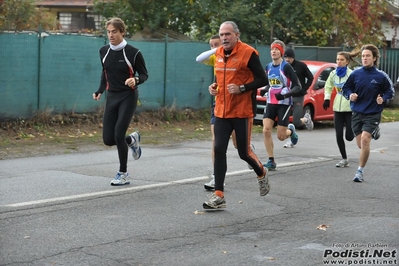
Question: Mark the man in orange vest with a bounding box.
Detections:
[203,21,269,210]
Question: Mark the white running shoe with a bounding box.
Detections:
[283,139,293,148]
[258,171,270,196]
[129,132,141,160]
[203,193,226,209]
[336,159,349,168]
[110,172,130,186]
[204,174,215,190]
[303,113,314,131]
[204,174,225,190]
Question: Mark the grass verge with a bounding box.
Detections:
[1,106,398,160]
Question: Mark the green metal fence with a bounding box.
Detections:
[1,32,398,119]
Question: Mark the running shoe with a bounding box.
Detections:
[110,172,130,186]
[263,159,276,171]
[336,159,349,168]
[372,126,380,140]
[204,174,215,190]
[203,193,226,209]
[247,144,255,170]
[204,174,225,190]
[353,170,364,182]
[258,171,270,196]
[129,131,142,160]
[303,113,314,131]
[283,139,293,148]
[288,123,298,145]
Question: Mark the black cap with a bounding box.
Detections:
[284,48,295,58]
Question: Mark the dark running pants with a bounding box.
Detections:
[334,111,354,159]
[213,117,264,191]
[102,89,138,173]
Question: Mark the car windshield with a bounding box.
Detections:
[307,65,319,75]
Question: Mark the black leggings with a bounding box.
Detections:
[213,117,264,191]
[292,96,304,128]
[334,111,354,159]
[102,89,138,173]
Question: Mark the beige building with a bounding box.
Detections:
[384,0,399,47]
[35,0,104,32]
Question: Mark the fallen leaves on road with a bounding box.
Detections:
[316,224,330,231]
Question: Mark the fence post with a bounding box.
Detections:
[37,26,42,112]
[163,34,168,107]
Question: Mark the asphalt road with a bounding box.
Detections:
[1,122,398,266]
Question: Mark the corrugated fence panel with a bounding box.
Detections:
[294,46,320,61]
[128,41,167,110]
[316,47,341,63]
[380,49,399,82]
[164,42,214,109]
[256,46,271,67]
[0,33,39,118]
[39,34,105,113]
[1,32,398,119]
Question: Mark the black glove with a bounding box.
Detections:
[323,99,330,110]
[259,85,270,97]
[260,89,267,96]
[275,93,285,100]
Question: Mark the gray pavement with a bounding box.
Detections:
[1,122,398,266]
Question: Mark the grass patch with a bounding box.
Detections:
[382,107,399,122]
[0,106,398,160]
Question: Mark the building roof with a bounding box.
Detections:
[35,0,94,7]
[386,0,399,17]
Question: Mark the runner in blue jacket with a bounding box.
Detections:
[342,44,394,183]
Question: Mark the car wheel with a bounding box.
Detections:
[303,105,313,120]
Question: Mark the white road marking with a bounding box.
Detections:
[4,157,331,208]
[370,147,388,153]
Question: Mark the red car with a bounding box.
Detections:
[255,60,338,123]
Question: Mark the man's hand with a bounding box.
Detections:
[93,92,101,101]
[209,83,218,96]
[376,94,384,105]
[323,99,330,110]
[227,84,240,94]
[350,93,358,102]
[125,77,136,88]
[275,93,284,100]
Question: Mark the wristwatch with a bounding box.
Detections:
[134,77,139,85]
[239,85,245,92]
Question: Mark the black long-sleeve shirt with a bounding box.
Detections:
[242,52,268,90]
[290,59,314,95]
[96,44,148,94]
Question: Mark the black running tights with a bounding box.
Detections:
[102,90,138,173]
[213,117,264,191]
[334,111,354,160]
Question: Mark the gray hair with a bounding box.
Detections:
[220,21,240,34]
[271,40,286,51]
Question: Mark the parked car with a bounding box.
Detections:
[255,60,337,123]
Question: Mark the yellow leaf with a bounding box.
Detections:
[316,224,329,231]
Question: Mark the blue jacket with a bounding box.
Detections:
[342,66,394,114]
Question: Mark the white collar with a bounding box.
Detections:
[109,39,127,51]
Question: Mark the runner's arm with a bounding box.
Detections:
[281,64,301,97]
[242,52,268,91]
